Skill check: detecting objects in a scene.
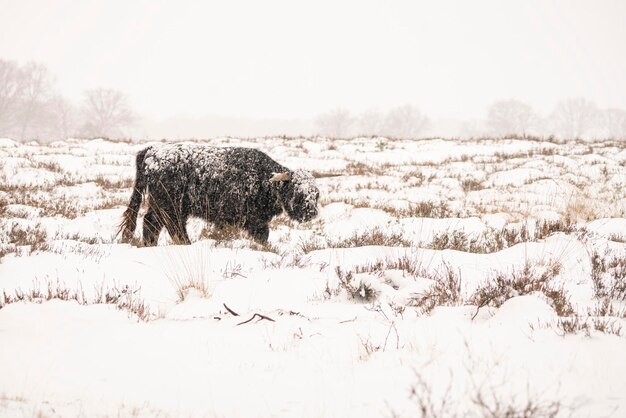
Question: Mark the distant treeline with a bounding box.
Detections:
[314,99,626,140]
[0,59,135,141]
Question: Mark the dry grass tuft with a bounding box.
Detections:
[565,196,598,222]
[93,175,134,190]
[392,201,454,219]
[7,222,48,248]
[408,262,462,314]
[557,312,623,337]
[425,219,577,254]
[95,283,151,321]
[1,222,49,259]
[2,280,86,307]
[161,246,212,302]
[329,227,412,248]
[326,266,378,302]
[461,177,484,192]
[591,251,626,301]
[0,280,151,321]
[469,261,573,316]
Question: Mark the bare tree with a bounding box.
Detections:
[48,95,78,139]
[80,88,136,138]
[15,62,54,140]
[486,99,536,137]
[551,97,598,139]
[0,60,67,140]
[599,108,626,140]
[382,104,429,138]
[0,59,25,136]
[314,108,353,137]
[356,109,385,136]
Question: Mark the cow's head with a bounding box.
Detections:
[270,170,319,222]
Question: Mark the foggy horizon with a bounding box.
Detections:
[1,0,626,139]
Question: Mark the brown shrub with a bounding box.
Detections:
[469,261,573,316]
[329,227,412,248]
[408,262,462,315]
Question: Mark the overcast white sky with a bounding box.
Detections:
[1,0,625,122]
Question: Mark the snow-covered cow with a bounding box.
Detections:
[118,144,319,245]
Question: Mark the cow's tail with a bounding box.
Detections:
[118,147,150,243]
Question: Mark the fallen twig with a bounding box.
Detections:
[223,303,239,316]
[237,313,275,326]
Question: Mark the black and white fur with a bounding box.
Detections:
[119,144,319,245]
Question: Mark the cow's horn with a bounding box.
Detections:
[270,172,291,182]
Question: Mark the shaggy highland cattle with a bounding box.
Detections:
[118,144,320,245]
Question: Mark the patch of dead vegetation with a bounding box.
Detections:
[326,266,379,302]
[591,250,626,301]
[32,160,64,173]
[557,296,625,337]
[408,262,463,315]
[93,175,135,190]
[0,281,151,321]
[425,219,577,254]
[469,261,573,317]
[461,177,484,192]
[327,227,413,249]
[381,201,455,219]
[4,222,48,253]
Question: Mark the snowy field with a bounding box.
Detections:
[1,136,625,417]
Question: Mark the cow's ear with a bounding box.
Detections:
[269,172,291,182]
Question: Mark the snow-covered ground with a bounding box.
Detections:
[0,136,625,417]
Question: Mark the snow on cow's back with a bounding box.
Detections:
[144,143,230,175]
[143,143,286,179]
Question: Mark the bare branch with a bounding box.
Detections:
[222,303,239,316]
[236,313,275,325]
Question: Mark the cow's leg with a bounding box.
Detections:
[169,197,191,245]
[247,223,269,244]
[152,186,191,245]
[165,216,191,245]
[142,206,164,246]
